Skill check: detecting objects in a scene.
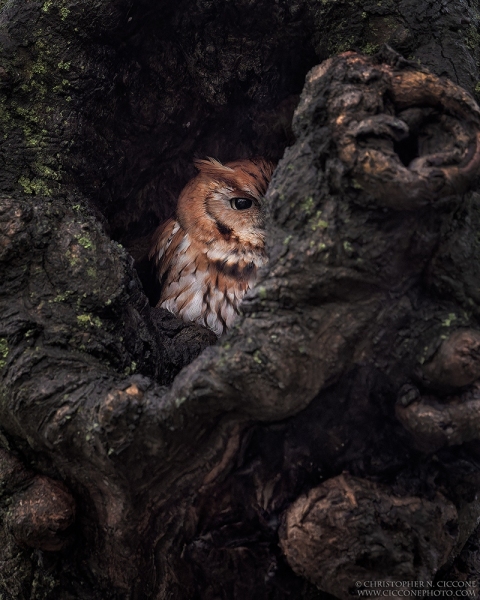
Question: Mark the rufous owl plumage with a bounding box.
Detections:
[149,157,274,336]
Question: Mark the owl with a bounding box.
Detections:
[149,157,275,336]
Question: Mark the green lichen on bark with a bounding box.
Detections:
[0,1,87,200]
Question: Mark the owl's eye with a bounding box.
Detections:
[230,197,253,210]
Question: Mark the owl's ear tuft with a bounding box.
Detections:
[194,157,234,177]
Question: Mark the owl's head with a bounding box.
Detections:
[176,157,275,249]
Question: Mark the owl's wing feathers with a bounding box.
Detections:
[150,222,209,323]
[150,219,249,335]
[162,256,232,335]
[149,218,183,276]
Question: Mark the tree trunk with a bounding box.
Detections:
[1,1,480,598]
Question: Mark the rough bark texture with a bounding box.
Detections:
[1,1,480,599]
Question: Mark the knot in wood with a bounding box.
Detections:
[279,474,457,599]
[325,51,480,209]
[396,330,480,451]
[6,475,76,552]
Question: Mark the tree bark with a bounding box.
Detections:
[1,1,480,599]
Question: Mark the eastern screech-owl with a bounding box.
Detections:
[149,157,274,336]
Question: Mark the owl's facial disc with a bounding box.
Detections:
[204,184,264,246]
[176,157,274,250]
